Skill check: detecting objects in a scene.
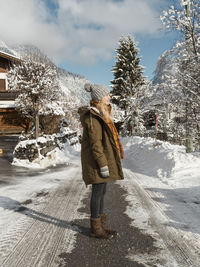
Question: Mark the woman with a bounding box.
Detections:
[78,83,124,239]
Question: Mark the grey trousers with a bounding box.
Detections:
[90,183,107,218]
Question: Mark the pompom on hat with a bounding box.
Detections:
[84,83,110,101]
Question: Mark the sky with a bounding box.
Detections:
[0,0,179,86]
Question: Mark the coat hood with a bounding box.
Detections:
[78,106,101,124]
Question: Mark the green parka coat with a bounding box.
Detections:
[79,106,124,186]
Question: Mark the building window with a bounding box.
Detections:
[0,79,6,91]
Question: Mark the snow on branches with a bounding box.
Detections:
[111,35,146,109]
[110,35,147,136]
[160,0,200,56]
[8,60,65,118]
[155,0,200,149]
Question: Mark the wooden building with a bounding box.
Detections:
[0,51,25,134]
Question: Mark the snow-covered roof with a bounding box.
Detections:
[0,51,21,63]
[0,100,15,108]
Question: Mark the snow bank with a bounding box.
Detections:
[121,136,200,262]
[122,136,200,184]
[13,142,81,169]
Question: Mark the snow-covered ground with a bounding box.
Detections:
[120,137,200,266]
[122,136,200,216]
[1,136,200,266]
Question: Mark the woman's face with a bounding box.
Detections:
[101,94,111,105]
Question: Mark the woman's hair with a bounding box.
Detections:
[90,99,113,121]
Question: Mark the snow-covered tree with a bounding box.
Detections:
[159,0,200,150]
[111,35,146,109]
[110,35,147,136]
[7,60,65,138]
[123,96,146,136]
[149,47,196,145]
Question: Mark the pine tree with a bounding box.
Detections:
[110,35,147,136]
[111,35,145,110]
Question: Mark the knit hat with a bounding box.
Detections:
[84,83,110,101]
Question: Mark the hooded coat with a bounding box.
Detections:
[79,106,124,186]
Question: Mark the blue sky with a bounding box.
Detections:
[0,0,179,86]
[59,31,178,85]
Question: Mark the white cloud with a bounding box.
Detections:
[0,0,163,65]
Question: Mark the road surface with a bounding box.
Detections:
[0,137,199,266]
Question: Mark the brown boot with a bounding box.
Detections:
[90,217,110,239]
[100,214,118,236]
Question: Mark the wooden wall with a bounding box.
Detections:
[0,54,27,134]
[0,108,31,134]
[0,79,6,91]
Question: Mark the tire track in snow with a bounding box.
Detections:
[1,168,87,267]
[0,200,48,264]
[121,169,200,267]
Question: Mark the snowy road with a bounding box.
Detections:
[0,165,198,266]
[0,166,89,267]
[120,169,200,267]
[0,165,174,267]
[0,136,200,266]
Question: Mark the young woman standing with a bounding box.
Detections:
[79,83,124,239]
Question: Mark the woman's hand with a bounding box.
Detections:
[100,166,109,178]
